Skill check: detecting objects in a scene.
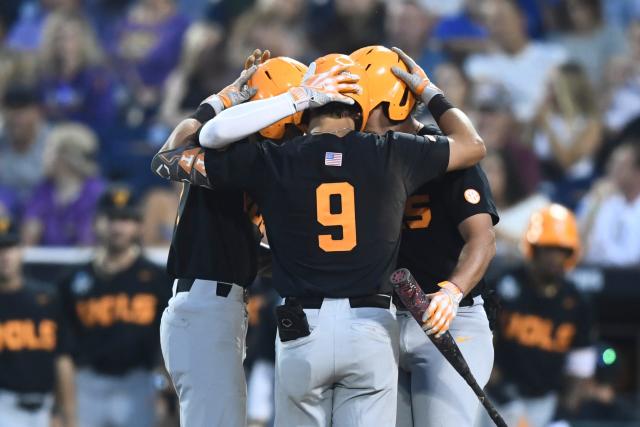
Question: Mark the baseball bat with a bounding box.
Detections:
[390,268,507,427]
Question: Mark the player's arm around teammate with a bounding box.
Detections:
[151,49,267,186]
[352,45,496,427]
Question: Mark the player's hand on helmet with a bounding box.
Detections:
[288,62,360,112]
[421,281,463,337]
[390,47,442,104]
[200,51,264,114]
[244,48,270,70]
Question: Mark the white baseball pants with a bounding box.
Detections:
[0,390,52,427]
[160,279,248,427]
[396,297,494,427]
[76,368,156,427]
[274,298,400,427]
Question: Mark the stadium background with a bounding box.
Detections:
[1,0,640,425]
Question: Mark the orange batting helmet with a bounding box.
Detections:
[522,203,582,270]
[248,56,308,139]
[312,53,371,131]
[350,45,416,122]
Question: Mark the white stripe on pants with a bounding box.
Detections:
[160,279,248,427]
[396,297,494,427]
[274,298,399,427]
[0,390,52,427]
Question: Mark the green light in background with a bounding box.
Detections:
[602,348,617,365]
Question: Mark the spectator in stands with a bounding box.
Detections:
[22,123,105,246]
[0,186,19,219]
[471,82,541,193]
[483,150,549,256]
[385,0,443,75]
[434,62,470,111]
[580,140,640,266]
[307,0,386,55]
[465,0,567,122]
[425,0,489,61]
[604,20,640,134]
[109,0,189,117]
[547,0,627,82]
[159,22,228,126]
[37,11,117,132]
[228,0,311,68]
[5,0,81,52]
[0,85,49,200]
[533,63,603,208]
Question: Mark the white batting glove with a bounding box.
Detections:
[422,281,463,337]
[390,47,443,105]
[288,62,360,112]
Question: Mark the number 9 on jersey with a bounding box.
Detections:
[316,182,357,252]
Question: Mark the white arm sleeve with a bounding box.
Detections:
[565,346,597,378]
[199,92,297,149]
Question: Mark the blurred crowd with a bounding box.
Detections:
[0,0,639,267]
[0,0,640,426]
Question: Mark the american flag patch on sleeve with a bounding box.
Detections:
[324,152,343,166]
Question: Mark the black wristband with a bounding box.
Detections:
[189,103,216,123]
[427,94,454,122]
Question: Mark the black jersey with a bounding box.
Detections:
[204,131,450,298]
[492,266,593,397]
[0,280,70,393]
[61,256,170,375]
[168,183,260,285]
[398,127,498,297]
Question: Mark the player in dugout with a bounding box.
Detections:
[0,215,76,427]
[479,203,596,427]
[60,186,171,427]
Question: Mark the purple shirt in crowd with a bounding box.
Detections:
[41,67,118,130]
[23,177,106,246]
[0,186,19,219]
[111,12,189,87]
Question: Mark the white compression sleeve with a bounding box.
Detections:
[199,92,297,149]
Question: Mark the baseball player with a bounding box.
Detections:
[0,215,76,427]
[151,50,307,427]
[479,204,596,427]
[60,187,171,427]
[184,52,486,426]
[351,45,499,426]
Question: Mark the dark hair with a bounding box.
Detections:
[306,102,362,130]
[3,85,42,108]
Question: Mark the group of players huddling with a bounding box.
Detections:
[152,46,498,427]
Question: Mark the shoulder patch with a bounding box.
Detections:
[464,188,481,204]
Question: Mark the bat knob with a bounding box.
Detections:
[390,268,409,285]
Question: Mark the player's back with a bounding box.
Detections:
[251,131,449,297]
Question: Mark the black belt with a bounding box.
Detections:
[175,278,235,297]
[392,294,475,309]
[285,294,392,309]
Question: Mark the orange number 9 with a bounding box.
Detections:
[316,182,357,252]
